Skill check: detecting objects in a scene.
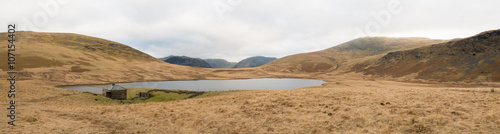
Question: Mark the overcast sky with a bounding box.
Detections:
[2,0,499,62]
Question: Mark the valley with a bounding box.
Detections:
[1,29,499,133]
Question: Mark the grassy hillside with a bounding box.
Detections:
[0,31,162,70]
[355,29,500,82]
[0,32,213,85]
[262,37,447,73]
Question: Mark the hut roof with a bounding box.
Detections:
[109,85,127,91]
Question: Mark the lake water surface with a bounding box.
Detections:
[61,78,326,93]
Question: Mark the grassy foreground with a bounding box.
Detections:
[1,79,499,133]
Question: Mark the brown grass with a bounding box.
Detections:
[0,31,498,133]
[1,78,499,133]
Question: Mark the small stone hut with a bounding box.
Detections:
[102,83,127,100]
[139,92,152,99]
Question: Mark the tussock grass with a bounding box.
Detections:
[1,31,498,133]
[3,80,499,133]
[21,114,40,123]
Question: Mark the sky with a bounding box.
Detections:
[1,0,500,62]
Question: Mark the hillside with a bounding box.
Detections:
[204,59,237,68]
[159,56,212,68]
[262,37,447,72]
[2,32,500,134]
[0,32,213,85]
[232,56,277,68]
[0,32,157,71]
[354,29,500,82]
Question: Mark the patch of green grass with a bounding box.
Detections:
[193,90,242,99]
[139,92,192,102]
[127,88,153,99]
[126,88,242,103]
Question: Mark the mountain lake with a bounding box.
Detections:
[61,78,327,94]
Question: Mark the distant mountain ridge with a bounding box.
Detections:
[232,56,277,68]
[159,56,212,68]
[159,56,276,68]
[203,59,237,68]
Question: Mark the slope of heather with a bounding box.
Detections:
[355,29,500,82]
[204,59,237,68]
[159,56,212,68]
[232,56,277,68]
[262,37,447,73]
[0,32,214,85]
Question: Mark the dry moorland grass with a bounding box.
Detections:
[1,31,498,133]
[1,78,499,134]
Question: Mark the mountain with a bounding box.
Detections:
[354,29,500,82]
[0,32,157,71]
[232,56,277,68]
[204,59,237,68]
[262,37,447,72]
[159,56,212,68]
[0,31,210,85]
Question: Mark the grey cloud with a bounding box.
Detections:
[1,0,499,62]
